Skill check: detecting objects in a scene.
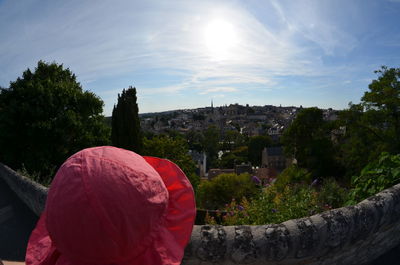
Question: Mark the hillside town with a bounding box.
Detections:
[141,103,338,135]
[140,103,339,181]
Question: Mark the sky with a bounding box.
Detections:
[0,0,399,115]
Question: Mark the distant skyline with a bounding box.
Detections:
[1,0,399,115]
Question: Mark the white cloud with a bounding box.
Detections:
[199,87,238,95]
[0,0,319,87]
[0,0,391,114]
[269,0,359,56]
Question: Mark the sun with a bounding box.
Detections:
[204,19,238,60]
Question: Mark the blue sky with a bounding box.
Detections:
[0,0,399,115]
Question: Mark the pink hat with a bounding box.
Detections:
[25,146,196,265]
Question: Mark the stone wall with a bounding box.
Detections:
[1,163,400,264]
[183,184,400,265]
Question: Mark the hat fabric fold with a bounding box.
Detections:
[26,146,196,265]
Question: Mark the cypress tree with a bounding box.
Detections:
[111,86,142,153]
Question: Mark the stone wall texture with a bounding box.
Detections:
[183,184,400,265]
[1,163,400,264]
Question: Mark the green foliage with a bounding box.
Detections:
[17,166,52,187]
[247,135,272,166]
[209,184,321,225]
[0,61,110,183]
[142,135,200,190]
[219,151,246,169]
[196,173,259,210]
[282,107,336,178]
[317,178,348,209]
[186,129,204,152]
[111,87,143,153]
[202,125,220,169]
[274,165,312,192]
[232,146,248,157]
[206,177,348,225]
[218,145,248,169]
[363,67,400,151]
[204,67,400,225]
[337,67,400,177]
[219,130,248,151]
[336,104,385,178]
[347,152,400,205]
[218,152,237,169]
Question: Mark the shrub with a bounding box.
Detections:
[347,152,400,205]
[196,173,260,210]
[317,178,348,209]
[206,177,350,225]
[208,183,322,225]
[274,165,312,192]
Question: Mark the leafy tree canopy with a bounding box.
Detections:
[186,129,204,152]
[0,61,110,183]
[220,130,248,151]
[247,135,272,166]
[337,66,400,177]
[142,135,200,190]
[282,107,336,178]
[362,66,400,151]
[202,125,220,169]
[347,152,400,205]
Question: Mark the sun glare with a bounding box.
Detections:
[204,19,238,60]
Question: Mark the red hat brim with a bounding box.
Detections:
[26,156,196,265]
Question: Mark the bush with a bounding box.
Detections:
[317,178,348,209]
[274,165,312,192]
[347,152,400,205]
[205,177,349,225]
[208,184,321,225]
[196,173,260,210]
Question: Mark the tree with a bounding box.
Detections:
[0,61,110,183]
[362,66,400,152]
[336,104,385,177]
[282,107,336,177]
[220,130,247,151]
[247,135,272,166]
[336,67,400,177]
[111,87,142,153]
[186,129,204,152]
[201,125,220,169]
[142,135,200,190]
